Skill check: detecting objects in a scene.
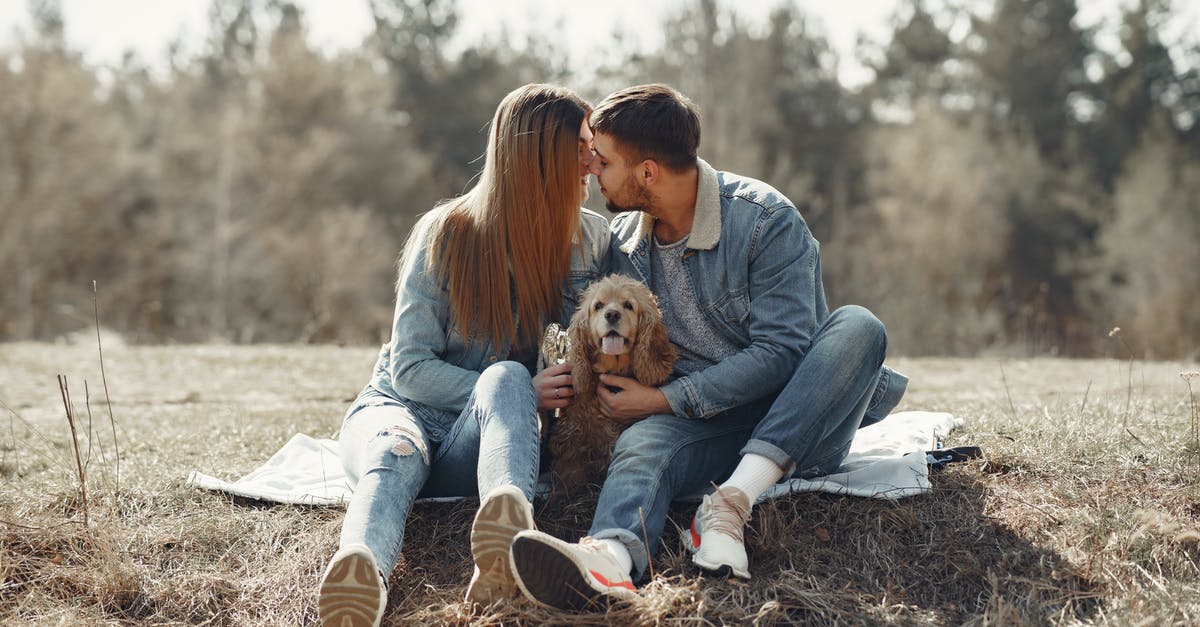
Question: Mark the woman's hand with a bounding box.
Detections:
[534,362,574,411]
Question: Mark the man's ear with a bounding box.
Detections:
[638,159,661,187]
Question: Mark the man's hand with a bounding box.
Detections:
[534,362,574,411]
[596,374,672,426]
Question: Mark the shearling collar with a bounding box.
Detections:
[619,158,721,254]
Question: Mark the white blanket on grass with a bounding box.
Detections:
[187,411,961,506]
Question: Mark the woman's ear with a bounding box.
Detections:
[631,292,676,386]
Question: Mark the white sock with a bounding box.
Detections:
[594,537,633,576]
[719,453,785,505]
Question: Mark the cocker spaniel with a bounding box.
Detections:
[542,274,677,494]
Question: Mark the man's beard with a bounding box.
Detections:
[605,199,642,213]
[605,179,653,214]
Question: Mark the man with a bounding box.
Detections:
[510,84,908,610]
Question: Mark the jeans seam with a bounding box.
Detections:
[868,368,889,409]
[429,403,474,467]
[385,523,404,574]
[680,377,698,418]
[521,409,539,499]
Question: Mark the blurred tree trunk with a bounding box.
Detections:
[210,101,241,339]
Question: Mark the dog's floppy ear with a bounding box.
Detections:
[631,288,676,386]
[567,298,597,395]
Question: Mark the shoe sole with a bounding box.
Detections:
[691,553,751,580]
[510,535,629,611]
[466,487,534,604]
[684,524,752,580]
[318,549,385,627]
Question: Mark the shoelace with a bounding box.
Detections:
[701,485,751,542]
[577,537,626,578]
[577,536,611,555]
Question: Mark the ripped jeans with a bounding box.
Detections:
[336,361,540,577]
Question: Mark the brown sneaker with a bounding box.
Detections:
[465,485,535,605]
[318,543,386,627]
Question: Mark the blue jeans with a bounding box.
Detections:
[336,361,540,575]
[589,305,889,579]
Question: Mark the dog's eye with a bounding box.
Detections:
[622,300,634,311]
[593,301,604,312]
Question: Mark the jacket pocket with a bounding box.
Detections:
[708,288,750,326]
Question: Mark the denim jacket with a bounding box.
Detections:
[362,207,611,440]
[611,159,906,422]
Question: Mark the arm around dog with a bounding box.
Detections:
[660,205,817,419]
[596,373,671,424]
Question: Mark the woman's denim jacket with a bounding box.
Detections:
[360,207,611,441]
[610,159,907,423]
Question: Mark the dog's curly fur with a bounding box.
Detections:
[546,274,677,494]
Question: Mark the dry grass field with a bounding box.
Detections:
[2,340,1198,625]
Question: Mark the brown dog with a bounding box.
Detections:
[545,275,677,494]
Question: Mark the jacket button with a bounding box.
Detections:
[489,356,498,363]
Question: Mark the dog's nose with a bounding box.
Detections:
[604,310,621,324]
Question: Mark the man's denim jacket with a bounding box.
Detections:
[610,159,907,424]
[361,207,611,441]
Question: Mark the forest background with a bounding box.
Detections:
[1,0,1197,359]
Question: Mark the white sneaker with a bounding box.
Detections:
[318,543,386,627]
[510,531,637,610]
[465,485,536,605]
[685,486,752,579]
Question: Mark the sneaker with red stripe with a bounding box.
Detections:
[510,531,637,610]
[685,485,752,579]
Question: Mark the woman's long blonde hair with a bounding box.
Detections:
[405,84,589,350]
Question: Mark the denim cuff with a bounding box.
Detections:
[590,528,649,580]
[739,438,795,476]
[862,366,909,426]
[660,379,691,419]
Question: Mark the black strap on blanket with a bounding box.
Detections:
[926,446,983,471]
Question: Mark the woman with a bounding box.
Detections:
[317,84,609,626]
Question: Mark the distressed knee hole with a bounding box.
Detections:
[377,424,429,465]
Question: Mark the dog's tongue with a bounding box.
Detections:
[602,336,628,355]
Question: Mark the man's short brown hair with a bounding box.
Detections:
[589,84,701,172]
